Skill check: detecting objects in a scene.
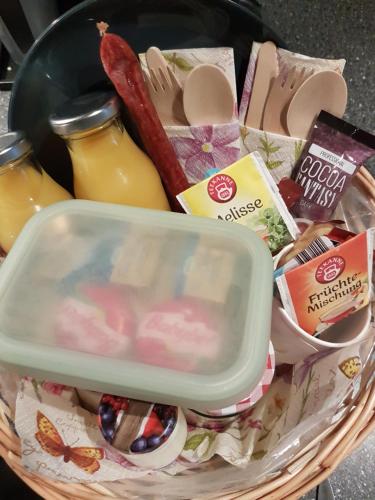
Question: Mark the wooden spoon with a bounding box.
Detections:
[183,64,235,126]
[287,70,348,139]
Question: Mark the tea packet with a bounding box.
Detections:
[292,111,375,220]
[177,153,298,253]
[278,220,342,267]
[274,236,334,279]
[276,229,373,335]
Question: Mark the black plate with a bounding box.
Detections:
[9,0,283,192]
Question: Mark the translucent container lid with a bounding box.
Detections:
[0,200,273,410]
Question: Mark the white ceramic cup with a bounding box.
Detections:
[272,245,373,365]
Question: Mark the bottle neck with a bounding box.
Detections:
[65,118,129,156]
[0,152,40,176]
[0,153,43,204]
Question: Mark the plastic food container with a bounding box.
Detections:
[0,200,273,410]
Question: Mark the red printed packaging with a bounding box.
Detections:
[276,230,373,336]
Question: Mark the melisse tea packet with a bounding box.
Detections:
[177,153,298,253]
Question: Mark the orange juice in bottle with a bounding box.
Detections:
[49,92,170,211]
[0,132,72,253]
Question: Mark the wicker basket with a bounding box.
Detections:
[1,167,375,500]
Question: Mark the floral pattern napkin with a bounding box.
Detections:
[180,332,373,468]
[166,123,240,183]
[139,48,241,184]
[238,43,346,183]
[14,380,146,483]
[241,127,307,183]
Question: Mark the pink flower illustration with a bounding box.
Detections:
[169,125,240,181]
[238,409,262,430]
[238,408,254,421]
[247,419,262,430]
[42,381,66,395]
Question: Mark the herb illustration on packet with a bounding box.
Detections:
[177,152,298,253]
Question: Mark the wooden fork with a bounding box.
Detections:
[262,66,313,135]
[144,49,187,126]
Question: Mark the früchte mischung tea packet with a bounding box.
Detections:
[177,153,298,252]
[276,230,373,336]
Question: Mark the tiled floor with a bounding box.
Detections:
[329,432,375,499]
[262,0,375,177]
[0,91,9,134]
[300,432,375,500]
[261,0,375,135]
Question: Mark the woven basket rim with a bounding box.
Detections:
[0,377,373,499]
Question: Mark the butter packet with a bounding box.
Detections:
[177,152,299,252]
[180,236,235,304]
[276,230,373,336]
[110,228,165,288]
